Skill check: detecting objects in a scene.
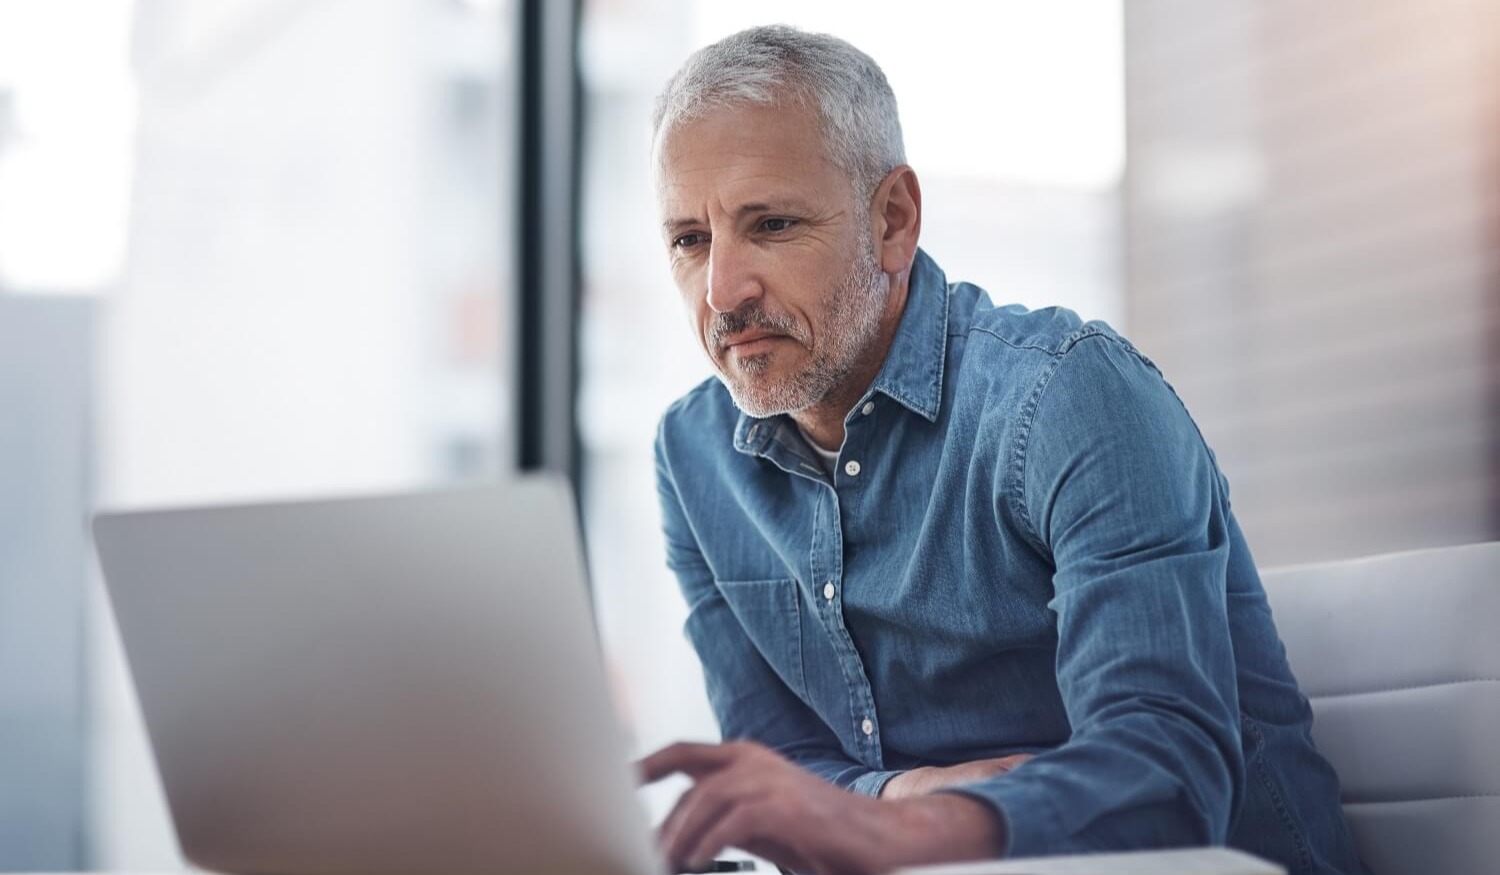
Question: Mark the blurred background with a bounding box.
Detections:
[0,0,1495,869]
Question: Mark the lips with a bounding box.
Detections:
[726,330,798,357]
[723,331,784,352]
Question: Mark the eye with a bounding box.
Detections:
[759,217,796,233]
[672,232,707,250]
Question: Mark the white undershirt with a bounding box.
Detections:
[794,422,841,475]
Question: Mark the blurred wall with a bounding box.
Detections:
[1124,0,1500,565]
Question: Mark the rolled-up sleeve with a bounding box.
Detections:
[654,420,904,798]
[940,334,1245,856]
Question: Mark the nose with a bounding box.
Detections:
[704,238,763,314]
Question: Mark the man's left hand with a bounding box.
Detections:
[637,740,1006,875]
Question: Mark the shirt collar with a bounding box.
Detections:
[865,247,949,423]
[733,247,950,457]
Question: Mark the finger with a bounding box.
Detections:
[655,780,704,859]
[637,741,738,785]
[680,802,762,871]
[658,773,732,859]
[662,772,755,868]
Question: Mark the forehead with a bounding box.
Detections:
[654,103,846,215]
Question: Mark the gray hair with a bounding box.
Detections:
[651,24,906,199]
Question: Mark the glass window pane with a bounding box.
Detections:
[1,1,518,867]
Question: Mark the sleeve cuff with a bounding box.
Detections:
[847,768,906,798]
[936,775,1066,859]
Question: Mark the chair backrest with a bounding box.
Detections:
[1259,541,1500,875]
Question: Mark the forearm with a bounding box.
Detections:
[937,708,1236,858]
[878,793,1009,867]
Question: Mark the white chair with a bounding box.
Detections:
[1260,541,1500,875]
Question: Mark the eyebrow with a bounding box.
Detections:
[661,200,811,235]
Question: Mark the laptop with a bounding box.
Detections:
[92,477,665,875]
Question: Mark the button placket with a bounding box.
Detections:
[808,462,884,768]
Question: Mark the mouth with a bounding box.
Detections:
[722,332,787,356]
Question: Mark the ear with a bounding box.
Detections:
[870,165,922,275]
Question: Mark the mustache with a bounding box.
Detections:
[709,304,803,352]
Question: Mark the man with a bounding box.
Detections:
[640,25,1368,875]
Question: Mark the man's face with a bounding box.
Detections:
[655,103,889,418]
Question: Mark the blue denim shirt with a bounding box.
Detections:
[654,249,1368,874]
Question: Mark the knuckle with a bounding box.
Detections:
[734,738,765,754]
[696,771,733,802]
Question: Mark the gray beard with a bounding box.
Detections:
[719,237,889,419]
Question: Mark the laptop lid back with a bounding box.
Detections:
[93,479,660,875]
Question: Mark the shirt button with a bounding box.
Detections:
[823,581,835,600]
[861,718,874,736]
[861,401,875,416]
[844,460,861,477]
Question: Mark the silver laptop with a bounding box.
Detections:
[92,477,664,875]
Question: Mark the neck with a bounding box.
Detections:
[790,271,911,452]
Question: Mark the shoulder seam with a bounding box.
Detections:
[1005,330,1121,552]
[964,322,1113,356]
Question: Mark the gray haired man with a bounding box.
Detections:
[638,24,1367,875]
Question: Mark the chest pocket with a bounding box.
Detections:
[715,578,808,702]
